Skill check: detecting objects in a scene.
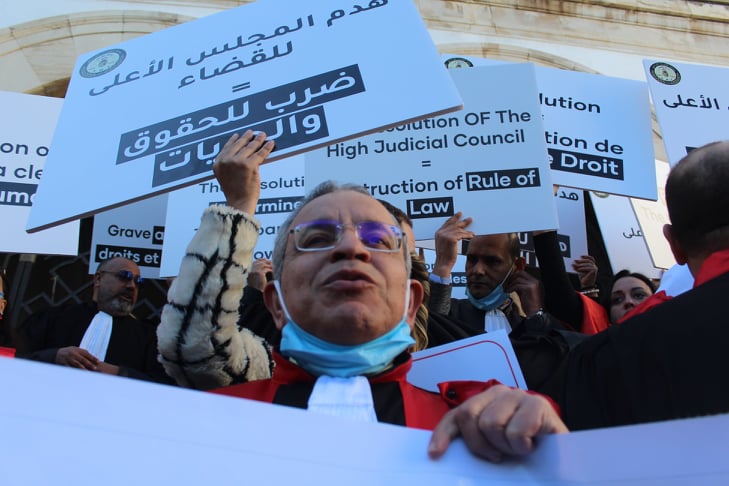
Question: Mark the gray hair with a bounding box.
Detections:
[272,180,411,281]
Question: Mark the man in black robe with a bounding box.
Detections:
[16,257,172,384]
[561,140,729,430]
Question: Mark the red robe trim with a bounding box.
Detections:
[619,248,729,324]
[578,293,611,335]
[212,352,500,430]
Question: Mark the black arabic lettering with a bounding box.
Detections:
[327,9,345,26]
[186,16,312,66]
[89,73,121,96]
[179,75,195,89]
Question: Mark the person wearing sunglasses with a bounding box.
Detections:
[15,257,172,384]
[160,131,567,462]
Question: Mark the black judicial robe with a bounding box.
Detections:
[561,271,729,430]
[17,301,173,384]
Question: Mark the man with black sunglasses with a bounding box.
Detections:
[15,257,172,384]
[159,131,566,462]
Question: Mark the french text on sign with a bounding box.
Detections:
[95,244,162,267]
[548,148,624,180]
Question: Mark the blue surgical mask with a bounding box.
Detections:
[274,280,415,378]
[466,266,513,312]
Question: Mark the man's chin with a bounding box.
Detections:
[108,298,134,316]
[467,285,491,299]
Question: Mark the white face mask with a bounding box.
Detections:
[273,280,415,377]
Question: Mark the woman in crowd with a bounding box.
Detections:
[534,231,656,334]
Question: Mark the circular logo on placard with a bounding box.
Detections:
[591,191,610,199]
[649,62,681,85]
[79,49,127,78]
[444,57,473,69]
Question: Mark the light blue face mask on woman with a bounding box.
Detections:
[273,280,415,378]
[466,266,514,312]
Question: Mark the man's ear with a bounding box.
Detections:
[406,279,424,327]
[263,281,287,330]
[514,256,527,272]
[91,272,102,299]
[663,224,687,265]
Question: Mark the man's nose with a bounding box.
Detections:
[471,261,488,275]
[331,226,371,261]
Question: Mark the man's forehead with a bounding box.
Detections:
[468,234,510,256]
[105,257,139,273]
[293,190,393,224]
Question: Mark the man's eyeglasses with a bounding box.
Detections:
[290,219,403,253]
[98,270,144,286]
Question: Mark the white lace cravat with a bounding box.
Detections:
[79,311,113,361]
[484,309,512,334]
[307,375,378,423]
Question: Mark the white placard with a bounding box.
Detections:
[2,356,728,484]
[443,56,657,200]
[589,191,664,278]
[409,331,527,391]
[160,155,305,277]
[538,67,656,200]
[27,0,462,232]
[420,248,467,299]
[306,63,558,239]
[0,91,79,255]
[90,194,168,279]
[644,59,729,166]
[630,161,674,270]
[519,189,588,270]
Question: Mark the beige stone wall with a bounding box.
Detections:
[3,1,728,93]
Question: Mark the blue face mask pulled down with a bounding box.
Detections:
[274,280,415,378]
[466,266,513,312]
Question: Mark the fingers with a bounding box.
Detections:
[428,385,568,463]
[74,348,99,370]
[427,408,461,459]
[250,258,273,273]
[437,214,474,239]
[212,131,274,213]
[57,346,99,370]
[214,130,274,170]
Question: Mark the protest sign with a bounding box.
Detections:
[27,0,462,232]
[420,248,467,299]
[2,356,728,484]
[306,63,558,239]
[589,191,664,278]
[90,194,167,278]
[0,91,79,255]
[409,332,527,391]
[644,59,729,166]
[538,67,656,200]
[518,189,588,270]
[630,160,674,270]
[160,155,304,276]
[442,55,657,199]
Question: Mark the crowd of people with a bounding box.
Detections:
[3,133,729,464]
